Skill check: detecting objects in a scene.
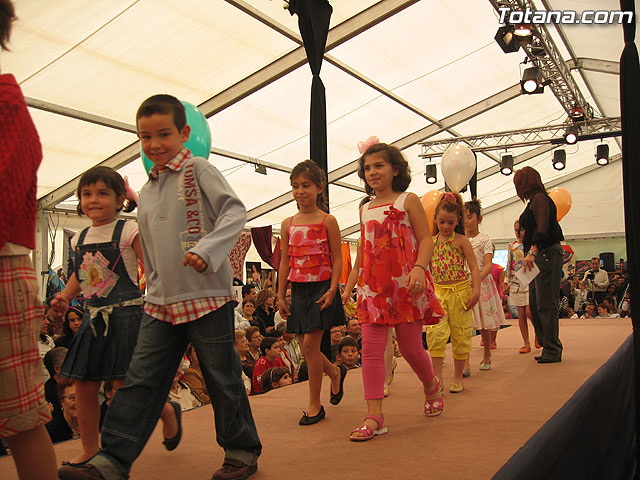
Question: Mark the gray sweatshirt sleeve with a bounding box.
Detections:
[188,161,247,275]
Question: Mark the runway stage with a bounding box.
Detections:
[1,318,632,479]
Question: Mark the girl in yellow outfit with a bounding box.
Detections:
[426,192,480,393]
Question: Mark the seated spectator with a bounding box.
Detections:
[43,347,68,418]
[237,298,256,331]
[603,295,619,314]
[345,318,362,350]
[44,300,65,338]
[39,312,55,381]
[254,288,276,335]
[277,322,304,378]
[265,329,294,377]
[168,367,204,411]
[252,337,286,394]
[99,380,115,430]
[245,326,263,362]
[606,283,618,298]
[337,336,361,369]
[45,378,79,443]
[235,329,256,381]
[260,366,293,393]
[581,303,596,319]
[330,326,343,346]
[183,344,210,405]
[273,286,292,330]
[54,306,84,349]
[563,306,579,319]
[596,304,620,319]
[235,284,257,316]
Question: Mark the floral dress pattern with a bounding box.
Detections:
[357,192,444,326]
[287,220,332,282]
[469,232,506,330]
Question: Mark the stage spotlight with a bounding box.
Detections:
[564,125,579,144]
[254,164,267,175]
[596,144,609,165]
[500,154,514,175]
[425,164,437,184]
[521,66,543,94]
[495,25,520,53]
[553,150,566,171]
[514,23,532,36]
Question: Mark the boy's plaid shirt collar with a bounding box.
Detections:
[148,148,192,180]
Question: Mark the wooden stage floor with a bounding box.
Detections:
[1,318,632,480]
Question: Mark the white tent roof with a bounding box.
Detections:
[4,0,632,243]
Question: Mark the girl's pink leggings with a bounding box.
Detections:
[361,322,435,400]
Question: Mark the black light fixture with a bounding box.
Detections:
[500,154,514,175]
[254,164,267,175]
[564,125,579,144]
[521,66,544,94]
[495,25,520,53]
[425,164,437,184]
[553,149,566,170]
[596,144,609,165]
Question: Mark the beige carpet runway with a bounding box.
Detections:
[1,318,632,480]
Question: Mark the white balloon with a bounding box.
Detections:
[441,143,476,193]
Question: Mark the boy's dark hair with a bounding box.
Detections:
[264,330,283,339]
[136,94,187,131]
[260,366,290,393]
[43,347,68,378]
[0,0,16,51]
[464,199,482,218]
[76,166,137,215]
[241,284,254,298]
[357,143,411,196]
[433,191,465,235]
[260,336,279,356]
[290,160,329,212]
[338,335,359,353]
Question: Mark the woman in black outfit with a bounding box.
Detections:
[514,167,564,363]
[254,288,275,335]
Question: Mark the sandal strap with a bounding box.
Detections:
[363,414,384,429]
[350,424,374,437]
[424,376,441,396]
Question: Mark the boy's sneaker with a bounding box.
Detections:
[212,458,257,480]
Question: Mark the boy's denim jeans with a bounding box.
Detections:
[89,302,261,480]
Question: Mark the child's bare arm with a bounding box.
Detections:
[317,215,342,311]
[276,218,291,318]
[459,236,480,310]
[51,273,82,313]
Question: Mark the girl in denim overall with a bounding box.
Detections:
[51,167,143,465]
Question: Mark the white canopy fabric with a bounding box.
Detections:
[3,0,633,249]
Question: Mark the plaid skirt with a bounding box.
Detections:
[0,255,52,437]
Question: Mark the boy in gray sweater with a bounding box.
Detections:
[59,95,261,480]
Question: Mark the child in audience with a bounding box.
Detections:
[337,336,360,369]
[252,337,287,394]
[464,199,505,371]
[427,192,480,394]
[277,160,346,425]
[260,367,293,393]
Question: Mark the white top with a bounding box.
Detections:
[70,219,139,285]
[469,232,494,270]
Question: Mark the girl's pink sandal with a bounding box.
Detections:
[349,414,388,441]
[424,377,444,417]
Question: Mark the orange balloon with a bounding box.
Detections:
[548,187,572,221]
[420,190,443,235]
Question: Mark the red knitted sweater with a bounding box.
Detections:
[0,74,42,251]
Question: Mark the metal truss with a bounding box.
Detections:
[489,0,594,120]
[419,117,621,158]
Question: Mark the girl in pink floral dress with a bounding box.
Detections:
[349,142,445,442]
[277,160,346,426]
